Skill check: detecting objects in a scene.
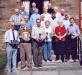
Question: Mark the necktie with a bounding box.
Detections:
[12,30,15,40]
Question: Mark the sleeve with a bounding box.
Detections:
[17,31,20,42]
[41,27,46,39]
[62,26,66,35]
[32,26,36,39]
[4,31,9,43]
[76,25,80,34]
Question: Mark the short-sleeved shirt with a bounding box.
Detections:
[19,10,28,18]
[9,14,23,25]
[55,26,66,42]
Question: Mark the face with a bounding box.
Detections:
[48,4,51,9]
[21,6,25,11]
[41,16,45,21]
[15,10,19,15]
[70,19,75,24]
[10,23,15,30]
[32,3,36,8]
[21,23,26,29]
[43,9,47,13]
[65,15,69,19]
[58,21,62,26]
[24,17,29,22]
[36,20,41,27]
[34,9,38,14]
[52,13,56,17]
[45,21,50,28]
[61,11,65,16]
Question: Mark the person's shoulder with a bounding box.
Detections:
[32,25,37,28]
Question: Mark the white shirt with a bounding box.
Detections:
[56,12,61,20]
[42,13,51,21]
[32,25,46,40]
[41,20,45,27]
[45,26,52,42]
[4,29,19,43]
[50,17,58,33]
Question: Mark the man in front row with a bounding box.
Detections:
[4,22,19,73]
[32,19,46,67]
[19,21,32,69]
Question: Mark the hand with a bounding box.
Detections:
[7,41,11,44]
[71,36,75,39]
[35,38,39,42]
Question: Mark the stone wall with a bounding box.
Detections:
[0,0,20,51]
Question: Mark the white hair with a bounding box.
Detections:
[15,8,19,12]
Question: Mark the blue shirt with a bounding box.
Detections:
[29,8,35,16]
[30,14,40,27]
[19,10,28,18]
[26,21,32,30]
[62,19,70,30]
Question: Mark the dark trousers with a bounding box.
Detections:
[55,41,65,62]
[32,40,43,66]
[14,25,20,31]
[66,35,78,60]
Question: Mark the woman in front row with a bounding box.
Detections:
[54,20,66,62]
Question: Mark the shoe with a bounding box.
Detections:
[68,59,74,63]
[20,65,26,69]
[13,69,19,72]
[56,59,62,63]
[74,59,79,62]
[27,65,32,69]
[48,58,52,61]
[34,65,38,67]
[38,64,42,67]
[44,59,47,62]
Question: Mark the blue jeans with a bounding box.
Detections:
[43,41,52,60]
[6,44,17,72]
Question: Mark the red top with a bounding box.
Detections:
[55,26,66,42]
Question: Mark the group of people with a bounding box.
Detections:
[4,2,80,73]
